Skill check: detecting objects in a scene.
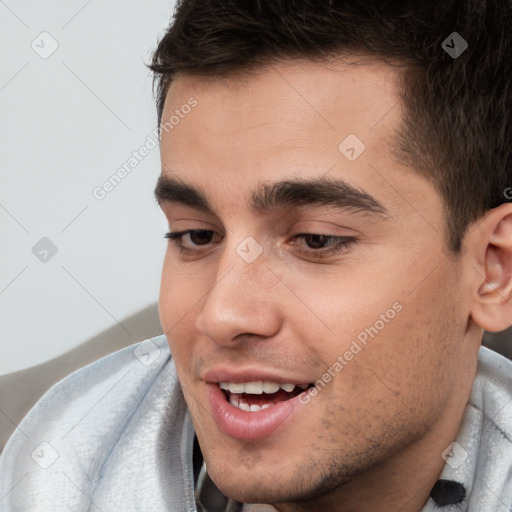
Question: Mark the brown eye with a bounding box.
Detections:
[165,229,218,255]
[291,234,356,258]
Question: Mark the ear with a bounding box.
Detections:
[468,203,512,332]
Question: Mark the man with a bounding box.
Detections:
[1,1,511,510]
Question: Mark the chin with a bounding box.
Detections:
[213,478,295,505]
[205,455,343,506]
[205,460,285,502]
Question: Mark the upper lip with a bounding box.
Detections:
[203,367,314,385]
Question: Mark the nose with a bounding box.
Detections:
[194,240,282,347]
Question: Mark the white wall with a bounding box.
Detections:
[0,0,176,374]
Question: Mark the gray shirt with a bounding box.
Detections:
[1,334,511,511]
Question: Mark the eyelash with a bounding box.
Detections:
[164,230,356,259]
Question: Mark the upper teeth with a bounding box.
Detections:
[219,381,306,394]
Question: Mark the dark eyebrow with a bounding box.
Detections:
[154,174,389,218]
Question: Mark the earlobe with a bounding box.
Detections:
[470,208,512,333]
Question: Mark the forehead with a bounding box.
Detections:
[157,57,427,222]
[161,57,403,165]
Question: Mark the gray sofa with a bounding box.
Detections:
[0,303,162,453]
[1,303,511,453]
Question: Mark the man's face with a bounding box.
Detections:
[157,58,472,504]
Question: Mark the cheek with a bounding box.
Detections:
[340,274,464,423]
[296,259,465,412]
[281,268,404,365]
[158,262,198,368]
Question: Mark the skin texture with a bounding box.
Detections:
[156,57,512,511]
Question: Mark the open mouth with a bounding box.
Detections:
[219,381,315,412]
[207,378,316,440]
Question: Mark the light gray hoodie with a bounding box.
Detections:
[1,334,511,511]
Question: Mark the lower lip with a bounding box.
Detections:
[207,384,307,441]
